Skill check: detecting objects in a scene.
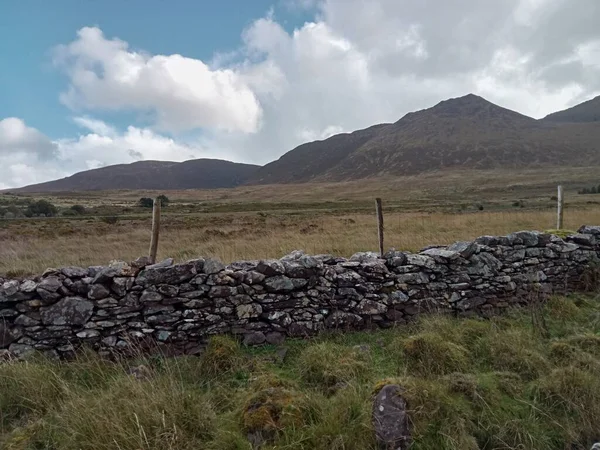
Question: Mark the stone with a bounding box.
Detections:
[61,266,88,278]
[0,323,22,348]
[265,332,285,345]
[157,284,179,297]
[8,343,35,358]
[357,299,388,315]
[264,275,295,292]
[127,364,152,380]
[37,276,62,293]
[140,290,163,302]
[567,233,595,246]
[20,280,38,293]
[244,271,266,285]
[243,331,266,346]
[280,250,305,261]
[145,258,175,269]
[405,254,435,269]
[447,241,478,258]
[14,314,40,326]
[88,284,111,300]
[236,303,262,319]
[204,258,225,275]
[76,329,101,338]
[508,231,539,247]
[40,297,94,326]
[131,256,153,268]
[256,259,285,276]
[111,277,133,297]
[372,384,410,450]
[421,248,460,260]
[325,311,363,328]
[136,262,196,286]
[396,272,429,284]
[350,251,381,262]
[578,225,600,236]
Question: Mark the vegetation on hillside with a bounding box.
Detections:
[1,295,599,449]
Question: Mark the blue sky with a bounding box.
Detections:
[0,0,599,188]
[0,0,312,139]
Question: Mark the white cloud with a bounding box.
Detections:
[54,27,263,133]
[0,118,58,158]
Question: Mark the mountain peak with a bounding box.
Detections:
[542,94,600,124]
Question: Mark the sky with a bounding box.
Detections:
[0,0,599,189]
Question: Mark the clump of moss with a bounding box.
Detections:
[400,333,469,376]
[297,342,372,389]
[544,229,577,239]
[200,335,244,378]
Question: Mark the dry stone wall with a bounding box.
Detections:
[2,225,600,359]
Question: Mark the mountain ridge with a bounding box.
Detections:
[9,93,600,191]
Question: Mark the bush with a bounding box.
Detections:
[70,204,86,215]
[24,200,57,217]
[138,197,154,208]
[157,194,169,207]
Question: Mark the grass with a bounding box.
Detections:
[1,294,600,449]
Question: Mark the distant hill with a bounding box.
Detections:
[542,95,600,124]
[246,94,600,183]
[14,159,260,192]
[12,93,600,191]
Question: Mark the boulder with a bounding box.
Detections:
[372,384,410,450]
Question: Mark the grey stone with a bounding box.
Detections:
[157,284,179,297]
[243,331,266,346]
[236,303,262,319]
[256,259,285,276]
[41,297,94,326]
[396,272,429,284]
[145,258,174,269]
[264,275,295,292]
[372,385,410,450]
[357,299,388,315]
[61,267,88,278]
[421,248,460,260]
[140,290,163,302]
[76,329,100,338]
[203,258,225,275]
[88,284,111,300]
[136,262,196,286]
[111,277,133,297]
[405,254,435,269]
[20,280,38,293]
[447,241,478,258]
[280,250,305,261]
[37,276,62,293]
[567,233,595,246]
[14,314,40,326]
[578,225,600,236]
[1,323,22,348]
[265,332,285,345]
[350,251,381,262]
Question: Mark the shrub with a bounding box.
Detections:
[24,200,57,217]
[156,194,170,207]
[138,197,154,208]
[70,204,86,215]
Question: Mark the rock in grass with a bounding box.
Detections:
[372,384,411,450]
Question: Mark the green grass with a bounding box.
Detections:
[1,294,600,449]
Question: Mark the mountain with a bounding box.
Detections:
[14,159,260,192]
[247,94,600,183]
[542,95,600,123]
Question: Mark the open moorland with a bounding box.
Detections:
[2,167,600,276]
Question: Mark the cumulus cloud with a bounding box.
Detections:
[0,118,58,159]
[54,27,263,133]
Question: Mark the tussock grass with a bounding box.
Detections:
[1,294,600,449]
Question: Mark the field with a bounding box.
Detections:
[2,167,600,276]
[2,168,600,449]
[1,295,600,449]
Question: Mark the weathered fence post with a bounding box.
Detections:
[149,197,161,264]
[557,185,564,230]
[375,198,384,257]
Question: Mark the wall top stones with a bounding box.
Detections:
[1,225,600,359]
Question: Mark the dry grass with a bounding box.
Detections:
[2,207,600,276]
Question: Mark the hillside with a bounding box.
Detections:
[14,159,260,192]
[542,94,600,123]
[247,93,600,183]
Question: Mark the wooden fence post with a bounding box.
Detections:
[149,197,161,264]
[557,185,564,230]
[375,198,384,257]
